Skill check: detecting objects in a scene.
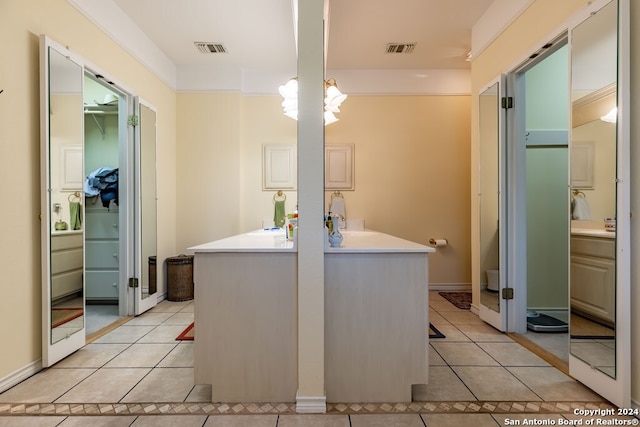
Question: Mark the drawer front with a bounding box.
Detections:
[85,211,119,239]
[85,241,119,269]
[51,232,83,251]
[51,247,83,275]
[85,271,119,299]
[52,270,83,300]
[570,235,615,259]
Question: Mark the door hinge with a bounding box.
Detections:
[502,287,514,300]
[128,115,139,127]
[128,277,139,288]
[501,96,513,109]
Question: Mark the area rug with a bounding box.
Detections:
[438,291,472,310]
[176,322,194,341]
[177,322,445,340]
[52,307,83,328]
[570,313,615,339]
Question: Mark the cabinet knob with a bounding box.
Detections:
[112,283,117,287]
[113,253,118,258]
[112,223,118,228]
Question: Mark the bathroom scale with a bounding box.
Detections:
[526,311,568,332]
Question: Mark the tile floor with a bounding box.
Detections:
[0,292,625,426]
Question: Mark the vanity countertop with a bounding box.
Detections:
[325,229,435,253]
[188,229,435,254]
[188,228,295,253]
[570,228,615,239]
[52,229,83,236]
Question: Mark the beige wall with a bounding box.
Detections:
[0,0,176,381]
[176,94,472,286]
[325,95,471,286]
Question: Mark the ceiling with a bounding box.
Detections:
[110,0,494,77]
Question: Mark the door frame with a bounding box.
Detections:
[504,34,569,334]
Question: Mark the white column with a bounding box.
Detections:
[295,0,326,414]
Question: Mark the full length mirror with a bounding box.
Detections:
[139,102,157,300]
[47,46,85,345]
[569,0,617,378]
[479,82,501,315]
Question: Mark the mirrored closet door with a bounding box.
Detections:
[41,38,87,366]
[478,78,507,331]
[568,0,630,407]
[40,35,159,366]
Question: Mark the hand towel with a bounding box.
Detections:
[329,197,346,219]
[69,201,82,230]
[274,200,286,228]
[572,197,592,220]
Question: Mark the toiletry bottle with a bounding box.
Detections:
[326,213,333,234]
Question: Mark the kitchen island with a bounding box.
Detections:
[188,228,434,403]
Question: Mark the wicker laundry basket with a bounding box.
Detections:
[148,256,157,295]
[166,254,194,301]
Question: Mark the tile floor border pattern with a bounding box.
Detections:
[0,401,615,417]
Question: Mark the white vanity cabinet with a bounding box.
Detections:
[51,232,83,301]
[570,234,615,326]
[85,208,119,301]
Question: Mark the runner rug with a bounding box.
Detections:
[177,322,445,340]
[51,307,83,328]
[438,291,472,310]
[570,313,615,339]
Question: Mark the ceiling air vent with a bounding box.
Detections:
[194,42,227,54]
[386,43,416,54]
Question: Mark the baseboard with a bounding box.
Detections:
[156,292,167,304]
[0,359,42,394]
[470,304,480,315]
[429,283,471,292]
[295,393,326,413]
[632,398,640,412]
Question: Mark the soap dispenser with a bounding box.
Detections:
[327,216,343,248]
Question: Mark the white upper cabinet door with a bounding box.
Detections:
[263,144,296,190]
[325,144,354,190]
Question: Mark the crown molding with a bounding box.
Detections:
[66,0,177,90]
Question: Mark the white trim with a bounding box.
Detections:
[66,0,177,90]
[470,304,480,316]
[428,283,472,292]
[176,67,472,96]
[295,394,327,414]
[328,69,471,96]
[0,360,42,394]
[472,0,535,61]
[156,292,167,304]
[614,0,632,408]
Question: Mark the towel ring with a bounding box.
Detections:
[572,189,586,197]
[273,190,286,202]
[68,191,82,202]
[331,190,343,200]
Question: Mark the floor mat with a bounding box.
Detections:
[438,291,471,310]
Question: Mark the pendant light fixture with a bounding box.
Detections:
[278,77,347,125]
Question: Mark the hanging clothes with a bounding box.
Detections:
[85,167,119,208]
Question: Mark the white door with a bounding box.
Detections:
[478,76,508,331]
